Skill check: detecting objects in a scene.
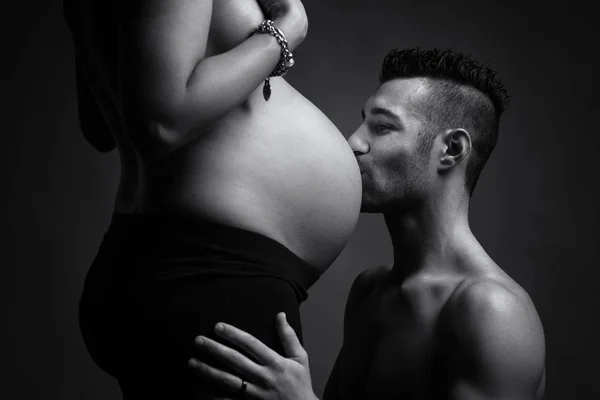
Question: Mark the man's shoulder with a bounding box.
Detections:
[445,276,541,332]
[344,265,390,314]
[450,276,536,317]
[358,264,392,280]
[442,276,546,375]
[351,264,391,293]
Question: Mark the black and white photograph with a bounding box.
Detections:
[2,0,598,399]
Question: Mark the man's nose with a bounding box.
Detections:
[347,129,369,155]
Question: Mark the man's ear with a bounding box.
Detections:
[439,129,471,171]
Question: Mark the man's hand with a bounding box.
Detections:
[189,312,319,400]
[256,0,308,51]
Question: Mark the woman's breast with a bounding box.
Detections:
[147,78,362,270]
[207,0,265,56]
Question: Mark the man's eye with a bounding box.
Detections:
[375,124,393,134]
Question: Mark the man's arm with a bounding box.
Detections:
[444,280,546,400]
[323,266,381,400]
[322,352,343,400]
[119,0,308,161]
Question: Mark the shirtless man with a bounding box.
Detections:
[187,48,547,400]
[63,0,361,398]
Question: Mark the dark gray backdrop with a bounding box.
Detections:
[2,0,598,399]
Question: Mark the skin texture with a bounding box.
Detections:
[188,78,546,400]
[64,0,361,269]
[65,1,361,398]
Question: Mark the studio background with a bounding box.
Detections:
[2,0,598,399]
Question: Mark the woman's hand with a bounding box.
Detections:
[256,0,308,51]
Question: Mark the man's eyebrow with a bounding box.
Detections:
[361,106,402,122]
[361,107,403,124]
[369,106,402,122]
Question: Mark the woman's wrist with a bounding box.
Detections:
[273,11,307,52]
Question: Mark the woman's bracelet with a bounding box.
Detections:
[252,19,295,101]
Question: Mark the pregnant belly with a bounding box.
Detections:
[144,79,362,270]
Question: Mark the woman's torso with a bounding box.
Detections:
[70,0,362,270]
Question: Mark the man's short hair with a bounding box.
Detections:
[379,48,509,194]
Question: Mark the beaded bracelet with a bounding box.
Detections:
[252,20,295,101]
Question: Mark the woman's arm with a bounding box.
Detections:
[74,53,118,153]
[119,0,308,160]
[64,0,119,153]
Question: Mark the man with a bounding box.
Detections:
[187,48,547,400]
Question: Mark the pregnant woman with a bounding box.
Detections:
[63,0,362,398]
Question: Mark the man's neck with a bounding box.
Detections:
[384,194,473,281]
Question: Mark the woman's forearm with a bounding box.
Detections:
[119,0,306,161]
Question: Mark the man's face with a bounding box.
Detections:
[348,78,436,212]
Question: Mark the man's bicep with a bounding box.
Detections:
[449,372,545,400]
[120,0,213,123]
[446,281,546,400]
[323,349,344,400]
[449,381,501,400]
[324,267,383,400]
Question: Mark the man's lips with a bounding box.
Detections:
[356,159,369,175]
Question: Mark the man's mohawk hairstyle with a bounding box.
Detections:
[379,48,509,116]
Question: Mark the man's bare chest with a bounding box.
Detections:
[336,278,459,399]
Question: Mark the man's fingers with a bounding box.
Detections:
[188,358,265,399]
[194,336,266,383]
[215,323,281,366]
[276,312,308,362]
